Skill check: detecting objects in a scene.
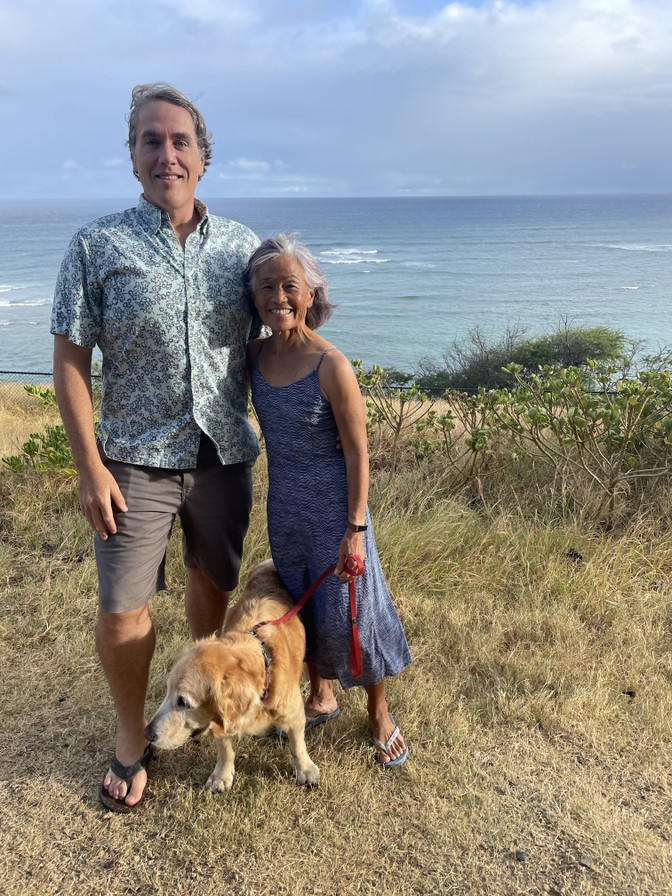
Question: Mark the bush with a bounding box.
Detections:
[351,359,672,527]
[2,385,75,472]
[416,321,635,393]
[489,363,672,526]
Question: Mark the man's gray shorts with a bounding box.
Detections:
[95,436,254,613]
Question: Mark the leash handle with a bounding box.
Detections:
[343,553,364,577]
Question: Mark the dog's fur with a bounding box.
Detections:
[144,560,319,791]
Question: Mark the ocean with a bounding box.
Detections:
[1,194,671,375]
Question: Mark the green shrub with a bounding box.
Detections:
[2,385,74,472]
[352,360,434,479]
[485,363,672,525]
[353,358,672,525]
[416,322,634,392]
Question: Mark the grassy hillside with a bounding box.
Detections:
[1,386,671,895]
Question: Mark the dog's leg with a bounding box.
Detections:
[206,736,236,792]
[282,696,320,786]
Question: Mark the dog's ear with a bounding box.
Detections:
[204,679,229,737]
[208,671,260,736]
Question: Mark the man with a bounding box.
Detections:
[51,84,261,812]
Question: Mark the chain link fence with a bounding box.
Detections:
[1,370,55,383]
[0,370,102,399]
[0,370,55,402]
[0,369,448,399]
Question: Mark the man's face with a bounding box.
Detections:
[130,100,205,219]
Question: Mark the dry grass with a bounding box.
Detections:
[1,399,672,895]
[0,381,61,457]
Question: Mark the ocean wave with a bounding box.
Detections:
[321,258,389,265]
[321,248,379,256]
[318,248,389,265]
[622,285,640,290]
[0,299,49,307]
[604,243,672,253]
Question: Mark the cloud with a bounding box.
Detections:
[0,5,32,50]
[221,158,274,175]
[213,158,342,196]
[2,1,672,197]
[159,0,258,26]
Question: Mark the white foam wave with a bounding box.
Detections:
[321,248,379,257]
[622,285,640,290]
[0,299,49,307]
[318,247,389,265]
[321,258,389,265]
[605,243,672,253]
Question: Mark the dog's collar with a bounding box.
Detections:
[245,630,271,700]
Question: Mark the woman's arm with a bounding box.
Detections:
[319,350,370,578]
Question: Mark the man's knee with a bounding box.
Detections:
[186,566,229,600]
[96,603,152,641]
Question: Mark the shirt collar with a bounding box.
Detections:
[135,194,210,235]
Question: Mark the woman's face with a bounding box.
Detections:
[252,255,315,332]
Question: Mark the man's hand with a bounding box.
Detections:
[78,464,127,539]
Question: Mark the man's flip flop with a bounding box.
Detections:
[99,745,153,813]
[372,715,409,769]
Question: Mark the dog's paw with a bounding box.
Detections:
[295,759,320,787]
[205,770,234,792]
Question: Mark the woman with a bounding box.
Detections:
[244,234,411,769]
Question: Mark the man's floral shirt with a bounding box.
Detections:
[52,196,261,468]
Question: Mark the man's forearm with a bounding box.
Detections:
[53,335,100,472]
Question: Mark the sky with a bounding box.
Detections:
[1,0,671,199]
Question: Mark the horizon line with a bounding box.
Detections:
[1,190,672,202]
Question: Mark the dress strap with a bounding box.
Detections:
[315,349,333,373]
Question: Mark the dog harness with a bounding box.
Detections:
[245,631,272,700]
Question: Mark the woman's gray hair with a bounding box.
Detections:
[244,233,336,330]
[127,83,213,178]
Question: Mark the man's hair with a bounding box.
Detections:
[127,83,213,177]
[243,233,336,330]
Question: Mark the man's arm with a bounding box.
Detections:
[53,335,127,539]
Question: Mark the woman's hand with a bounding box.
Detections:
[334,532,365,581]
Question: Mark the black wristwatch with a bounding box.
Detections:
[347,521,368,532]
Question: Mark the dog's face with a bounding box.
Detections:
[145,639,263,749]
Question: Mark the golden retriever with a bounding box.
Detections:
[144,560,320,791]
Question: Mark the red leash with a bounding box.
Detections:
[343,554,364,678]
[250,554,365,678]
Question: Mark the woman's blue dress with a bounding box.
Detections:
[251,350,411,689]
